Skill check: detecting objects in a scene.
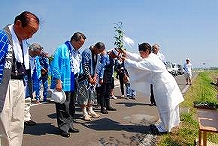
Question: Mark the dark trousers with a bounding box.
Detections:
[150,84,156,105]
[96,86,101,105]
[41,76,48,101]
[118,73,124,95]
[100,83,112,109]
[55,91,76,132]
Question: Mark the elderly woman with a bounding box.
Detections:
[120,43,184,134]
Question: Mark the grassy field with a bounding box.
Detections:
[157,70,218,146]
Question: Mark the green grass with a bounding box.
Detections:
[157,70,218,146]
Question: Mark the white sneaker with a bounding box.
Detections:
[120,95,125,98]
[83,114,92,121]
[89,111,100,118]
[110,95,117,99]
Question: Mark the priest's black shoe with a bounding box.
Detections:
[149,124,168,135]
[60,131,70,137]
[149,103,156,106]
[69,128,79,133]
[24,120,36,126]
[149,124,159,135]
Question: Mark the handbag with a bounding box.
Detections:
[123,72,129,84]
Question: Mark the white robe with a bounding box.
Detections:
[124,52,184,132]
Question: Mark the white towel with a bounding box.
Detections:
[8,24,29,69]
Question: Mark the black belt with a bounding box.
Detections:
[74,73,78,78]
[11,75,24,80]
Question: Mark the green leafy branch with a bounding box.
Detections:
[114,21,125,49]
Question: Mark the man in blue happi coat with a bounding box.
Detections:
[0,11,40,146]
[50,32,86,138]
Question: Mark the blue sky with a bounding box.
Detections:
[1,0,217,68]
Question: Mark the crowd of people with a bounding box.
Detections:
[0,11,187,146]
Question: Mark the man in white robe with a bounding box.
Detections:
[120,43,184,133]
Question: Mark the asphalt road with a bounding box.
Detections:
[23,72,197,146]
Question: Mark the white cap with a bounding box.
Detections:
[51,89,66,104]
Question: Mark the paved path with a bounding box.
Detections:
[23,73,197,146]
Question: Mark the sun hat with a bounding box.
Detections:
[51,89,66,104]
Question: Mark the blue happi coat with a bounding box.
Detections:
[50,42,75,91]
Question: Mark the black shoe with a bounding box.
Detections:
[149,101,156,106]
[107,107,117,111]
[158,131,168,135]
[60,131,70,137]
[130,97,136,100]
[24,120,37,126]
[149,124,168,135]
[101,108,108,114]
[69,128,79,133]
[149,124,159,135]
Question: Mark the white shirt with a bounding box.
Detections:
[157,52,166,64]
[70,44,81,75]
[183,62,192,75]
[29,56,36,76]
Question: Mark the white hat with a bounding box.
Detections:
[51,89,66,104]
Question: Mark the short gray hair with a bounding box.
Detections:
[29,43,43,51]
